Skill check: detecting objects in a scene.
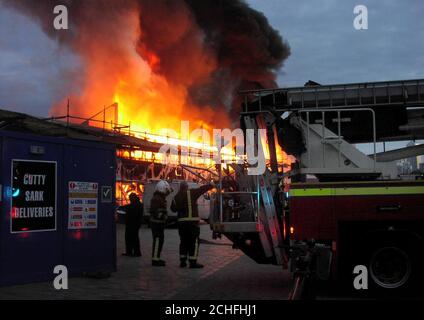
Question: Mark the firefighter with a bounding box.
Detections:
[122,193,143,257]
[149,180,172,267]
[171,181,215,268]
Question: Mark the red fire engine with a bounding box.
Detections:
[209,79,424,298]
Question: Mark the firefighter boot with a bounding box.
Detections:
[180,259,187,268]
[152,260,166,267]
[189,261,204,269]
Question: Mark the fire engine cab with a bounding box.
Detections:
[209,79,424,297]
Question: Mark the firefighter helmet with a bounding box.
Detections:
[155,180,172,195]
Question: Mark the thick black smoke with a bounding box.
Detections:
[186,0,289,89]
[2,0,290,119]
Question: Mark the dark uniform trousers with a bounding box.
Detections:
[125,225,141,256]
[178,221,200,263]
[151,221,165,261]
[172,185,213,264]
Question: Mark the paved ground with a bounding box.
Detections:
[0,223,292,300]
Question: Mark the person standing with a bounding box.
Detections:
[122,193,143,257]
[149,180,172,266]
[171,181,214,268]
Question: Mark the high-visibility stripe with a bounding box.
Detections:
[153,238,160,260]
[194,238,199,259]
[177,191,198,221]
[187,191,192,219]
[189,239,199,260]
[178,217,200,222]
[290,188,332,197]
[289,186,424,197]
[335,186,424,196]
[180,255,187,259]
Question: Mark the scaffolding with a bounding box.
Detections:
[44,103,246,206]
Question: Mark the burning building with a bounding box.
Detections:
[1,0,293,204]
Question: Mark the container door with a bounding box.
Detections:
[63,144,116,274]
[0,136,63,285]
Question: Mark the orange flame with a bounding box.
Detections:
[49,6,291,170]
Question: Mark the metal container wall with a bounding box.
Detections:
[0,130,116,286]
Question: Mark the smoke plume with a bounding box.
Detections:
[2,0,290,130]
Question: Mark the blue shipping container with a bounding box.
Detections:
[0,130,116,286]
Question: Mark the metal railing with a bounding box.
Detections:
[217,171,261,224]
[299,108,377,171]
[240,79,424,114]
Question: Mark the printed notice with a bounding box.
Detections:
[68,181,98,229]
[11,160,57,233]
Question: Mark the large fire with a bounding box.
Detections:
[46,8,278,167]
[4,0,292,169]
[56,8,229,134]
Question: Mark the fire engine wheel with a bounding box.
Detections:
[369,246,412,289]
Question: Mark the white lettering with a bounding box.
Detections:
[23,174,46,186]
[353,265,368,289]
[53,5,68,30]
[25,191,44,201]
[353,5,368,30]
[53,265,68,290]
[165,304,199,318]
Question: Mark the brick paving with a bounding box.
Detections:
[169,256,292,300]
[0,223,292,300]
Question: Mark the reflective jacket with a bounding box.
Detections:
[171,184,213,222]
[149,191,168,224]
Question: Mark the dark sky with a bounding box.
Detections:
[0,0,423,125]
[246,0,424,86]
[246,0,424,153]
[0,3,80,116]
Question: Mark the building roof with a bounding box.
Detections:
[0,109,162,152]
